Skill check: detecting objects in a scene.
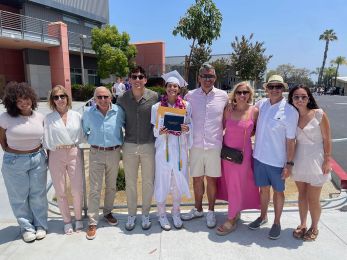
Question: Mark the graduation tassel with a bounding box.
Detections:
[178,136,182,171]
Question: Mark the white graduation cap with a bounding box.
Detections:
[161,70,188,88]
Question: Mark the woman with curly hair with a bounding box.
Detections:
[0,82,48,243]
[44,85,84,234]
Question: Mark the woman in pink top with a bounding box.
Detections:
[216,81,260,235]
[0,82,48,243]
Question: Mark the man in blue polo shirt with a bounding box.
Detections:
[82,86,125,240]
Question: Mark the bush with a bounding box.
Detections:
[117,167,126,191]
[148,86,166,96]
[71,84,96,101]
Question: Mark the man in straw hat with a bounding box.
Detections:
[181,63,228,228]
[248,75,298,239]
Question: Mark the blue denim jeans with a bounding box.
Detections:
[1,149,48,232]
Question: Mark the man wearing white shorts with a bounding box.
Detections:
[182,63,228,228]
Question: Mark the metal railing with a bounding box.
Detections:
[0,10,60,45]
[68,31,94,53]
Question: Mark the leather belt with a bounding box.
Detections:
[6,145,42,154]
[91,145,120,151]
[56,144,77,149]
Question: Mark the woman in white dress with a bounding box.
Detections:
[150,76,192,231]
[44,85,84,234]
[288,85,332,241]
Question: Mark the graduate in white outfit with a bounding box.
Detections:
[150,73,192,231]
[43,85,84,235]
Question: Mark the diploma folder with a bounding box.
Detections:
[164,114,184,131]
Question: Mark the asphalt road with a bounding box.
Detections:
[315,95,347,172]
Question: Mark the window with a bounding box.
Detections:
[70,68,82,84]
[87,69,100,86]
[63,15,79,24]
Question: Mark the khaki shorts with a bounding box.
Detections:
[189,147,222,177]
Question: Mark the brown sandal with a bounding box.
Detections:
[216,220,237,236]
[303,228,319,241]
[293,226,307,239]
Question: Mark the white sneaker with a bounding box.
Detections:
[125,215,136,231]
[206,211,216,228]
[141,215,152,230]
[22,231,36,243]
[35,227,46,240]
[158,215,171,231]
[172,213,183,229]
[64,223,73,235]
[75,220,84,232]
[181,208,204,221]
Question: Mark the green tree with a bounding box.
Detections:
[271,63,313,86]
[318,29,338,86]
[210,58,231,88]
[322,66,337,88]
[191,44,212,69]
[91,25,137,79]
[190,44,212,84]
[173,0,222,80]
[230,34,272,82]
[331,56,347,87]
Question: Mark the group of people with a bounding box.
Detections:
[0,63,332,243]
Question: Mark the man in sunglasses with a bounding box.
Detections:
[248,75,298,240]
[82,86,125,240]
[117,66,159,231]
[182,63,228,228]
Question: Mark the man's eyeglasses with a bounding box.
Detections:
[236,90,250,96]
[200,74,216,80]
[131,74,145,80]
[267,84,284,90]
[293,95,309,101]
[96,95,110,100]
[53,95,67,101]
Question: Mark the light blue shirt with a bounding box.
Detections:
[82,104,125,147]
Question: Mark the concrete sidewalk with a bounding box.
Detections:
[0,199,347,260]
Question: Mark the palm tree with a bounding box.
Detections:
[318,29,338,86]
[331,56,347,87]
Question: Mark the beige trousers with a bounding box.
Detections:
[122,142,155,216]
[88,147,120,225]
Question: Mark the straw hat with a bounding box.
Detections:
[263,75,288,89]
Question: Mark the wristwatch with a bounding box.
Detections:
[286,161,294,166]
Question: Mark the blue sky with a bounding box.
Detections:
[110,0,347,77]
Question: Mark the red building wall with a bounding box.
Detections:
[134,41,165,77]
[0,48,25,83]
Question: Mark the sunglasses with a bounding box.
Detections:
[293,95,309,101]
[236,90,250,96]
[53,95,67,101]
[200,74,216,80]
[131,74,145,80]
[96,95,110,100]
[267,85,284,90]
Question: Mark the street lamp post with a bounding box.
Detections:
[80,34,87,86]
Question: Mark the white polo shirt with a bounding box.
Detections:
[253,98,299,167]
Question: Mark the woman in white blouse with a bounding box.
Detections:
[44,85,84,234]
